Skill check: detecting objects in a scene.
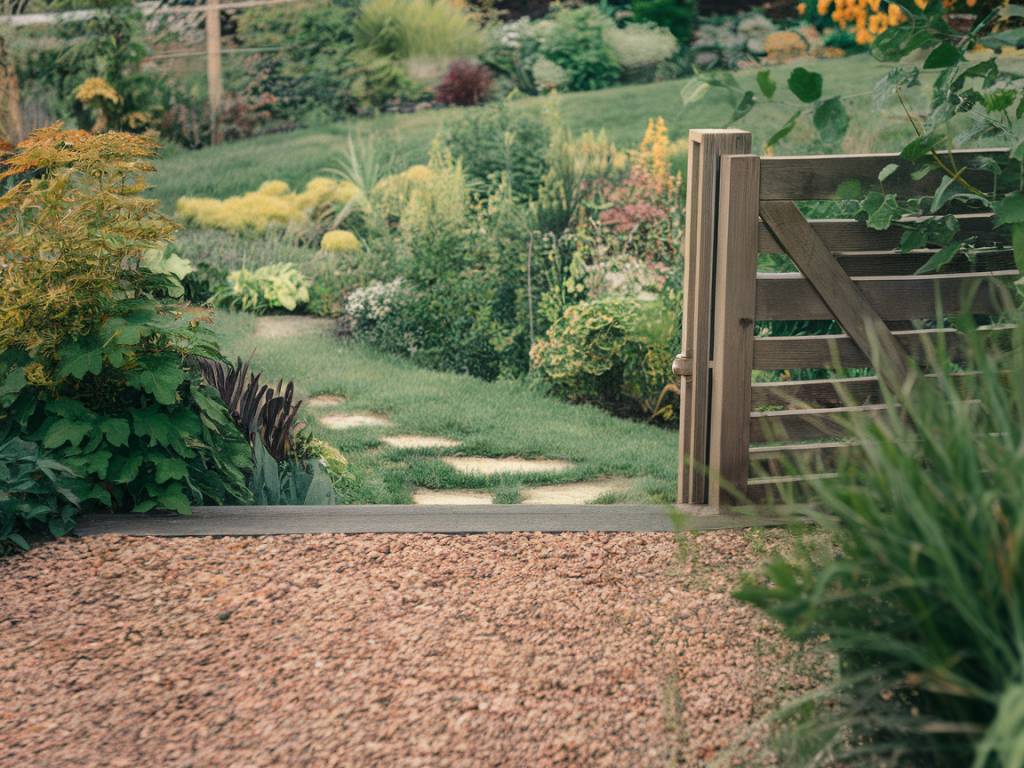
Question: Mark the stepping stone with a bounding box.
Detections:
[412,489,493,506]
[381,435,461,450]
[318,412,391,430]
[443,456,573,477]
[253,316,333,340]
[520,478,632,505]
[306,394,347,408]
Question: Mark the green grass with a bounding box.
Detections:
[213,311,679,504]
[151,55,906,210]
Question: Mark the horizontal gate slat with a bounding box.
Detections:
[752,325,1013,370]
[749,442,852,474]
[755,270,1016,321]
[759,213,1001,253]
[836,249,1015,277]
[749,404,888,443]
[744,473,839,503]
[751,376,882,407]
[759,150,1007,201]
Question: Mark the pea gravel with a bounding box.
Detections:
[1,531,824,767]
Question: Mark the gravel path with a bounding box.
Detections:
[1,531,823,767]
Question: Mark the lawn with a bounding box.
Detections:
[214,312,680,504]
[150,55,905,209]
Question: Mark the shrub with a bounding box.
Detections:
[446,101,550,199]
[354,0,483,60]
[234,0,361,120]
[213,263,311,314]
[603,23,679,81]
[737,314,1024,765]
[531,56,570,92]
[481,18,541,94]
[530,297,676,419]
[321,229,362,253]
[0,438,80,553]
[630,0,698,45]
[538,7,621,92]
[0,126,252,529]
[435,59,494,105]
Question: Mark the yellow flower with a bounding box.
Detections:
[797,1,807,11]
[320,229,361,253]
[74,77,121,105]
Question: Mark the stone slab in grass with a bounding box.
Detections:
[306,394,347,408]
[253,316,334,339]
[382,435,462,450]
[412,489,493,505]
[443,456,574,476]
[520,478,632,505]
[318,413,392,430]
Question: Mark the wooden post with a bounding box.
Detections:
[677,129,752,505]
[0,35,22,143]
[205,0,223,144]
[708,155,760,508]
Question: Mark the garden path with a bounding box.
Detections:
[1,530,824,766]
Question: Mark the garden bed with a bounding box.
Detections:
[0,529,825,766]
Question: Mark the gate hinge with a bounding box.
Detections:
[672,353,693,379]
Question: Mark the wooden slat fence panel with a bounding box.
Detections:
[836,249,1015,276]
[755,270,1016,321]
[759,149,1008,200]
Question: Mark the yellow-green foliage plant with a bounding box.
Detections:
[320,229,362,254]
[0,125,252,549]
[213,263,312,313]
[176,177,359,234]
[354,0,483,60]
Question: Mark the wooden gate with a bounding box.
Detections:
[677,129,1016,507]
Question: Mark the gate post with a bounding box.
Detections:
[708,154,760,507]
[677,129,752,505]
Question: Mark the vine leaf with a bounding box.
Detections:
[788,67,823,103]
[924,42,961,69]
[915,242,960,274]
[766,111,801,149]
[813,97,849,145]
[756,70,776,98]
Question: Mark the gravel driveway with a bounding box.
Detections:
[1,531,823,767]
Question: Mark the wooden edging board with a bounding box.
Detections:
[74,504,801,536]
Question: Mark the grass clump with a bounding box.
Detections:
[738,311,1024,766]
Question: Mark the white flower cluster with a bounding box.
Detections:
[345,278,405,324]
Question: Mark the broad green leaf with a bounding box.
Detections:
[99,417,130,448]
[151,457,188,484]
[923,42,961,69]
[900,133,942,162]
[154,482,191,515]
[915,242,960,274]
[860,192,901,231]
[126,354,185,406]
[873,26,934,62]
[57,341,103,380]
[836,180,862,200]
[108,454,143,484]
[132,408,177,447]
[787,67,822,103]
[766,111,801,148]
[878,163,900,183]
[756,70,776,98]
[42,420,92,449]
[982,89,1017,113]
[813,97,849,145]
[63,450,111,476]
[6,533,29,551]
[994,192,1024,226]
[729,90,756,124]
[0,366,27,399]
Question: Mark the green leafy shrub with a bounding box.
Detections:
[0,438,80,553]
[446,101,550,199]
[0,127,253,526]
[737,312,1024,766]
[213,263,312,314]
[538,7,620,92]
[235,0,361,120]
[530,297,675,419]
[603,22,679,82]
[631,0,698,45]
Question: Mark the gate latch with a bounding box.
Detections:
[672,352,693,379]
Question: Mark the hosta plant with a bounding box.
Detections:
[213,262,311,314]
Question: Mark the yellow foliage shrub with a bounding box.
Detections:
[320,229,361,253]
[176,176,361,233]
[763,30,809,62]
